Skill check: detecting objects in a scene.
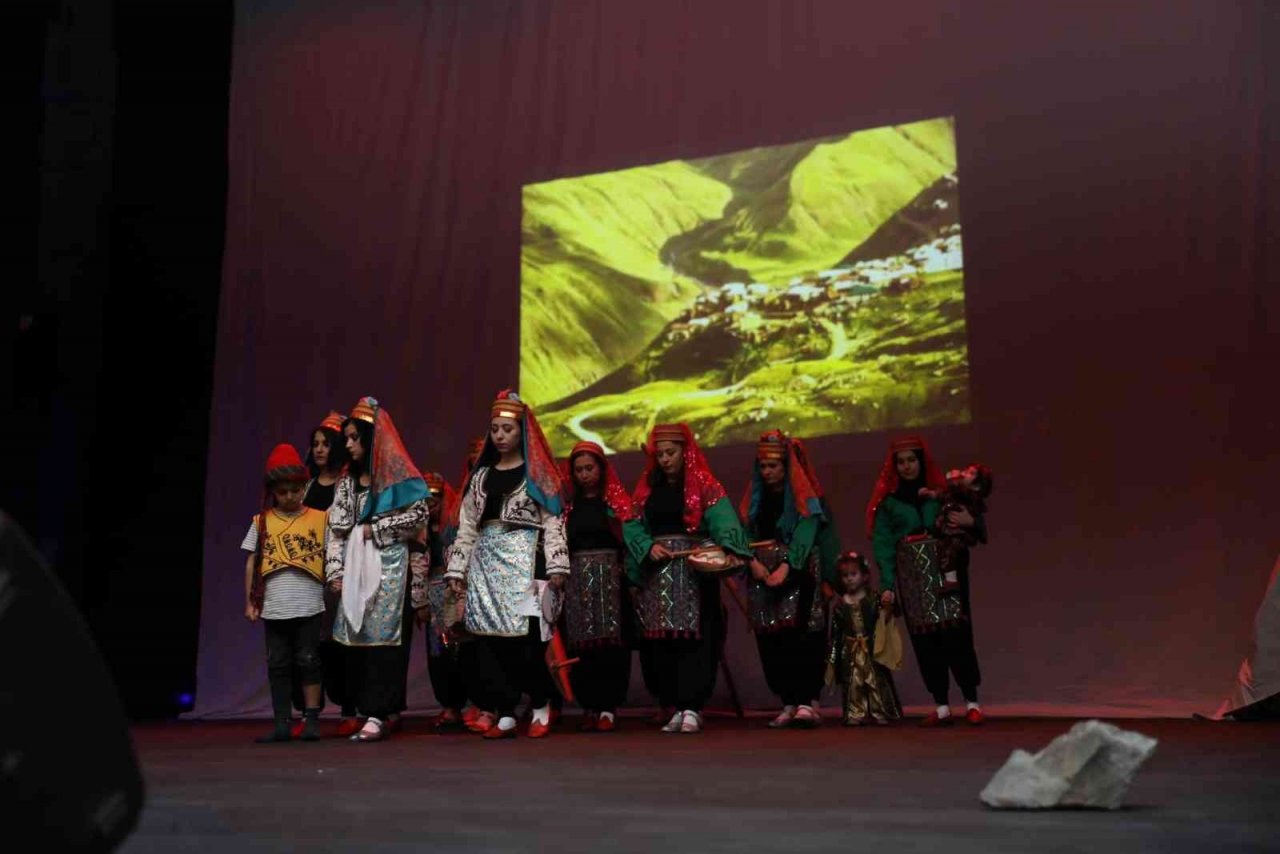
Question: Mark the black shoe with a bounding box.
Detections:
[300,712,321,741]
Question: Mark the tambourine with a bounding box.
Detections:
[676,539,774,574]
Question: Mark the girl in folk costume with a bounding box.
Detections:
[623,423,752,734]
[825,551,902,725]
[562,441,634,732]
[298,411,360,737]
[740,430,840,729]
[325,397,430,742]
[303,411,348,512]
[421,471,471,732]
[445,390,569,740]
[240,444,328,743]
[868,435,984,727]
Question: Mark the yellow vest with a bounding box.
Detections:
[257,507,326,581]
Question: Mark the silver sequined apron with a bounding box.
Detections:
[565,548,624,648]
[895,533,965,634]
[464,521,539,637]
[747,540,825,633]
[636,535,701,638]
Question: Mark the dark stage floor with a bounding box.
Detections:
[122,716,1280,853]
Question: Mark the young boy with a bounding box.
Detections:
[242,444,328,743]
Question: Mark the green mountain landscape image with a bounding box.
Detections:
[520,116,971,455]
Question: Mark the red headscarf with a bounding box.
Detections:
[864,435,946,537]
[631,423,727,532]
[563,440,634,521]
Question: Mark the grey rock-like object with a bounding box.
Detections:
[980,720,1158,810]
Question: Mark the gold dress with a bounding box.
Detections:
[828,596,902,723]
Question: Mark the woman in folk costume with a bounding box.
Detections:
[868,435,983,727]
[325,397,430,743]
[740,430,840,729]
[623,423,752,734]
[562,441,634,732]
[445,390,569,739]
[303,411,348,512]
[421,471,471,731]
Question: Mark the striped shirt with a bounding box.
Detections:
[242,521,325,620]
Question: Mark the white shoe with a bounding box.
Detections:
[768,705,798,728]
[661,711,685,733]
[792,705,820,728]
[679,710,702,734]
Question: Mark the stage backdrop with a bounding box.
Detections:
[194,0,1280,718]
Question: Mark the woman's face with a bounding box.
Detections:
[894,449,920,481]
[311,430,330,468]
[759,458,785,487]
[344,424,364,462]
[572,454,601,491]
[489,417,522,455]
[655,441,684,478]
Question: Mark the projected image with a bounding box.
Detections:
[521,116,970,456]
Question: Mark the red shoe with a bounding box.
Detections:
[918,711,954,727]
[289,720,304,739]
[965,708,985,725]
[549,708,561,728]
[336,718,362,737]
[467,712,496,734]
[596,714,616,733]
[527,720,551,738]
[483,724,516,740]
[578,712,599,732]
[462,706,480,725]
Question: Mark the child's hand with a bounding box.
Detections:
[414,606,430,628]
[824,663,835,687]
[749,559,770,582]
[361,523,374,539]
[244,602,260,622]
[330,578,343,594]
[448,577,466,596]
[765,562,790,588]
[879,589,895,609]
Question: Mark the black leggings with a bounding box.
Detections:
[908,621,981,705]
[471,618,554,718]
[755,628,826,707]
[649,578,724,712]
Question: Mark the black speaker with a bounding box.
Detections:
[0,510,144,850]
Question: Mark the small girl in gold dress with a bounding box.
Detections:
[826,552,902,726]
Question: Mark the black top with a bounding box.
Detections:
[645,479,685,536]
[481,464,525,522]
[567,495,618,552]
[754,488,783,540]
[303,478,336,512]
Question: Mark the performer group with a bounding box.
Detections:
[242,390,993,742]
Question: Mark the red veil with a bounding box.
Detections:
[631,423,727,532]
[563,440,634,522]
[864,435,946,537]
